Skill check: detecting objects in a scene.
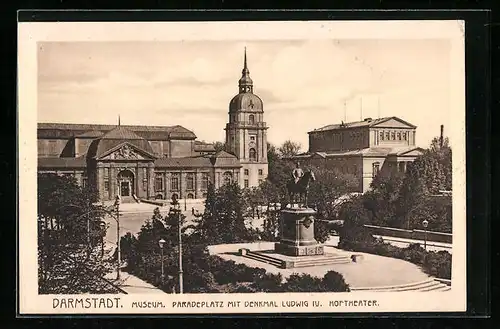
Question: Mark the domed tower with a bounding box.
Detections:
[225,48,268,188]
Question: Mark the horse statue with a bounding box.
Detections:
[286,169,316,207]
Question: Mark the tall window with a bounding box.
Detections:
[155,175,163,191]
[249,114,255,124]
[171,174,180,191]
[201,173,209,189]
[244,179,249,188]
[186,173,195,190]
[258,169,263,175]
[391,131,396,140]
[385,132,390,140]
[249,148,257,161]
[244,169,249,175]
[402,132,407,140]
[372,162,380,178]
[380,131,384,140]
[104,181,109,191]
[223,171,233,185]
[397,132,401,140]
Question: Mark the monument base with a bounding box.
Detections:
[274,242,324,257]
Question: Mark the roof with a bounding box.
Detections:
[38,156,87,168]
[229,92,263,113]
[101,126,144,140]
[292,146,424,159]
[75,130,105,138]
[87,137,155,159]
[308,116,416,133]
[154,157,213,168]
[210,151,242,167]
[37,123,197,140]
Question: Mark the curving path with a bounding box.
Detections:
[212,242,431,289]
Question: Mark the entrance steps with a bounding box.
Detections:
[241,250,352,269]
[350,278,451,292]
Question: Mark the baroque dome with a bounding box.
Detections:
[229,93,263,113]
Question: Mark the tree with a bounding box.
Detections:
[363,172,405,227]
[213,141,226,153]
[38,173,113,294]
[278,140,302,158]
[337,196,375,250]
[307,166,359,219]
[191,182,255,245]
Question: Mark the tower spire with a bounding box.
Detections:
[238,47,253,93]
[244,47,248,71]
[118,115,121,126]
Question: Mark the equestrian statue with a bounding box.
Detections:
[286,161,316,207]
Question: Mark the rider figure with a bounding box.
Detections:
[292,161,304,184]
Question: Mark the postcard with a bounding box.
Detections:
[18,19,466,314]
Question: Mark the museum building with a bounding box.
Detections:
[37,49,268,202]
[291,116,424,193]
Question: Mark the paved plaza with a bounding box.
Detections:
[213,242,432,289]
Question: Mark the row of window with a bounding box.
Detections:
[244,169,264,175]
[155,173,210,192]
[380,130,409,141]
[244,179,263,188]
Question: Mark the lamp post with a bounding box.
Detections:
[422,219,429,251]
[170,194,183,294]
[99,221,106,258]
[114,195,121,280]
[158,238,166,285]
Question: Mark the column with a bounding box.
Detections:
[148,163,155,199]
[110,165,116,200]
[97,163,104,201]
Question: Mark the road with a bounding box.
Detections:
[325,235,452,254]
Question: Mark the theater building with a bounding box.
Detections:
[37,49,268,202]
[292,116,424,193]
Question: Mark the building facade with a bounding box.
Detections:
[37,49,268,201]
[293,116,424,193]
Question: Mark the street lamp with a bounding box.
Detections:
[169,194,183,294]
[99,221,106,258]
[158,238,166,285]
[114,195,121,280]
[422,219,429,251]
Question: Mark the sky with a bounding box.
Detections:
[38,39,452,150]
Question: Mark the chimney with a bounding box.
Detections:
[440,125,444,148]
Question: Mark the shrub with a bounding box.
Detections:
[322,271,350,292]
[282,273,326,292]
[253,272,283,292]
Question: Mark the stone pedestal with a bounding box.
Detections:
[274,207,324,256]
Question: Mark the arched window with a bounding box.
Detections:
[249,148,257,161]
[249,114,255,124]
[223,171,233,185]
[187,193,194,199]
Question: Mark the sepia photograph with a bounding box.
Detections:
[18,19,466,314]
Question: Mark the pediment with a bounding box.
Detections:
[371,117,416,129]
[98,143,156,161]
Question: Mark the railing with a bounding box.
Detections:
[363,225,452,244]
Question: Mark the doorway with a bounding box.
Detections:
[117,169,135,197]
